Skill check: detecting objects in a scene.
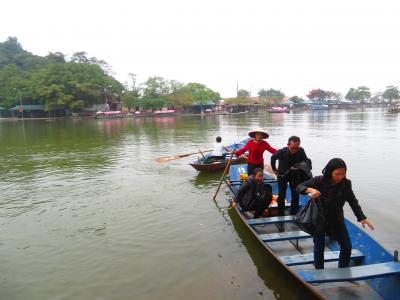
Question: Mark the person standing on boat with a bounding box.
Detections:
[233,128,277,175]
[232,168,273,218]
[271,136,311,216]
[296,158,375,269]
[210,136,230,160]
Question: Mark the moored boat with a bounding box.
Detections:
[311,104,329,110]
[95,110,124,118]
[154,108,175,116]
[388,105,400,113]
[226,164,400,300]
[268,106,290,113]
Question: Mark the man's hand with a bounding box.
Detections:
[306,188,321,199]
[360,219,375,230]
[232,202,237,208]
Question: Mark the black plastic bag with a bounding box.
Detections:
[294,197,325,235]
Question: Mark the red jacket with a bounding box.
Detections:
[235,139,277,164]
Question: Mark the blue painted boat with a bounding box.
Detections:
[189,138,248,172]
[227,164,400,300]
[311,104,329,110]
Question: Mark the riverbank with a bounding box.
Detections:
[0,103,393,121]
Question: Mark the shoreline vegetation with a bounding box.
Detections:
[1,36,399,120]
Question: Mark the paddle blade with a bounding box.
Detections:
[156,149,212,163]
[156,156,178,163]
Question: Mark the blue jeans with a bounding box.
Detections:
[312,222,352,269]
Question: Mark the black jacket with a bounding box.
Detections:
[296,176,367,225]
[271,147,309,175]
[234,176,272,211]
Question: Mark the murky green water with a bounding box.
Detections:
[1,109,399,300]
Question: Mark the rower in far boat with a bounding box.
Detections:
[205,136,230,162]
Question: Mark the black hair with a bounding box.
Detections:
[288,136,300,144]
[216,136,222,143]
[322,158,347,182]
[252,168,264,176]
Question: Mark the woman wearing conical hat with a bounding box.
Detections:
[233,128,277,175]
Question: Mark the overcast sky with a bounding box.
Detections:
[1,0,399,98]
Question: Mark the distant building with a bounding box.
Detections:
[9,104,69,118]
[0,107,10,117]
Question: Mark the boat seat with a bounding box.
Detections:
[247,215,295,225]
[240,203,291,216]
[297,262,400,283]
[280,249,364,266]
[260,230,311,242]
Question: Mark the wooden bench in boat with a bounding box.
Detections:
[241,203,291,218]
[297,261,400,283]
[247,215,295,225]
[280,249,364,266]
[260,230,311,242]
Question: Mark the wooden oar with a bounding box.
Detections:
[213,154,235,200]
[156,149,212,163]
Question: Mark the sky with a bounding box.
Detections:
[1,0,399,98]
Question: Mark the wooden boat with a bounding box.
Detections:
[189,139,248,172]
[189,155,247,172]
[388,106,400,113]
[268,106,290,113]
[226,164,400,300]
[95,110,124,118]
[311,104,329,110]
[154,108,176,116]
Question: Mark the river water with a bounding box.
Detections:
[0,108,399,300]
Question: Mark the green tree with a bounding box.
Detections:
[345,86,371,103]
[237,89,250,97]
[138,97,166,110]
[181,82,220,104]
[382,86,399,103]
[258,89,268,101]
[142,76,170,98]
[0,37,123,111]
[289,96,305,104]
[259,88,285,105]
[122,73,141,111]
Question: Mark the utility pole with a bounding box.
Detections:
[19,91,24,120]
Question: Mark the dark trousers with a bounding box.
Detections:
[248,163,264,176]
[312,223,352,269]
[277,174,300,215]
[253,198,269,218]
[211,154,226,160]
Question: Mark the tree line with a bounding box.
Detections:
[0,37,220,111]
[232,86,399,106]
[1,37,399,112]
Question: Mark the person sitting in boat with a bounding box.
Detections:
[296,158,375,269]
[232,168,273,218]
[210,136,230,160]
[232,128,277,175]
[271,136,311,216]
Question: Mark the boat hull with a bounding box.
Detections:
[227,164,400,300]
[189,156,247,172]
